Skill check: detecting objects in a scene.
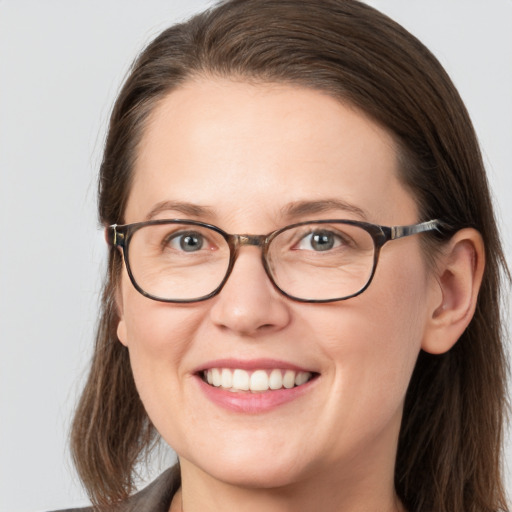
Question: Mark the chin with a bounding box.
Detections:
[181,444,312,489]
[207,463,305,489]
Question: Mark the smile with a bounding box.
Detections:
[202,368,314,392]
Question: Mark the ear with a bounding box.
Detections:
[106,225,129,348]
[104,226,111,246]
[421,228,485,354]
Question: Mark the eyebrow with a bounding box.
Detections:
[280,199,369,221]
[145,198,368,223]
[145,200,216,221]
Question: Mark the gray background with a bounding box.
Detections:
[0,1,510,511]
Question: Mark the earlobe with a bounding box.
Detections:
[421,228,485,355]
[117,317,128,347]
[115,283,129,347]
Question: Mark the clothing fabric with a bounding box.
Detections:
[50,466,180,512]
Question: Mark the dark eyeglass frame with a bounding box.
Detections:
[107,218,444,304]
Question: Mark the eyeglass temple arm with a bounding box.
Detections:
[390,219,444,240]
[106,224,125,247]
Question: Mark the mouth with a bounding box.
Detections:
[199,367,317,393]
[194,359,320,413]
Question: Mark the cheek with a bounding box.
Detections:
[314,251,429,418]
[118,269,195,349]
[363,256,428,380]
[315,297,424,402]
[116,273,200,402]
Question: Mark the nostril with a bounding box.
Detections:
[209,296,291,336]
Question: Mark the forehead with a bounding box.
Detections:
[127,78,417,228]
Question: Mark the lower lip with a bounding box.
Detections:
[195,375,317,414]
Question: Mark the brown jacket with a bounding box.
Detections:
[52,467,179,512]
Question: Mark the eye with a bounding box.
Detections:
[165,231,205,252]
[296,230,343,251]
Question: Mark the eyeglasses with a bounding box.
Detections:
[108,218,443,303]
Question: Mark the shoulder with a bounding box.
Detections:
[47,508,92,512]
[48,466,180,512]
[49,509,92,512]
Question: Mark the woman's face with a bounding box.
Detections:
[117,79,437,488]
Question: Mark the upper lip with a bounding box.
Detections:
[193,358,316,374]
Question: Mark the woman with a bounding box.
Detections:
[63,0,509,511]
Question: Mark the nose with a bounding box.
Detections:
[208,246,291,336]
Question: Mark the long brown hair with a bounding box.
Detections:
[71,1,510,510]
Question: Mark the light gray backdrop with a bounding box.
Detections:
[1,1,510,511]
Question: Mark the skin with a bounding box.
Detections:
[116,78,484,512]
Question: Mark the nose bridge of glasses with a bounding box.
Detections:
[235,234,268,248]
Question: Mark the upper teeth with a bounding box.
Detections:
[204,368,313,392]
